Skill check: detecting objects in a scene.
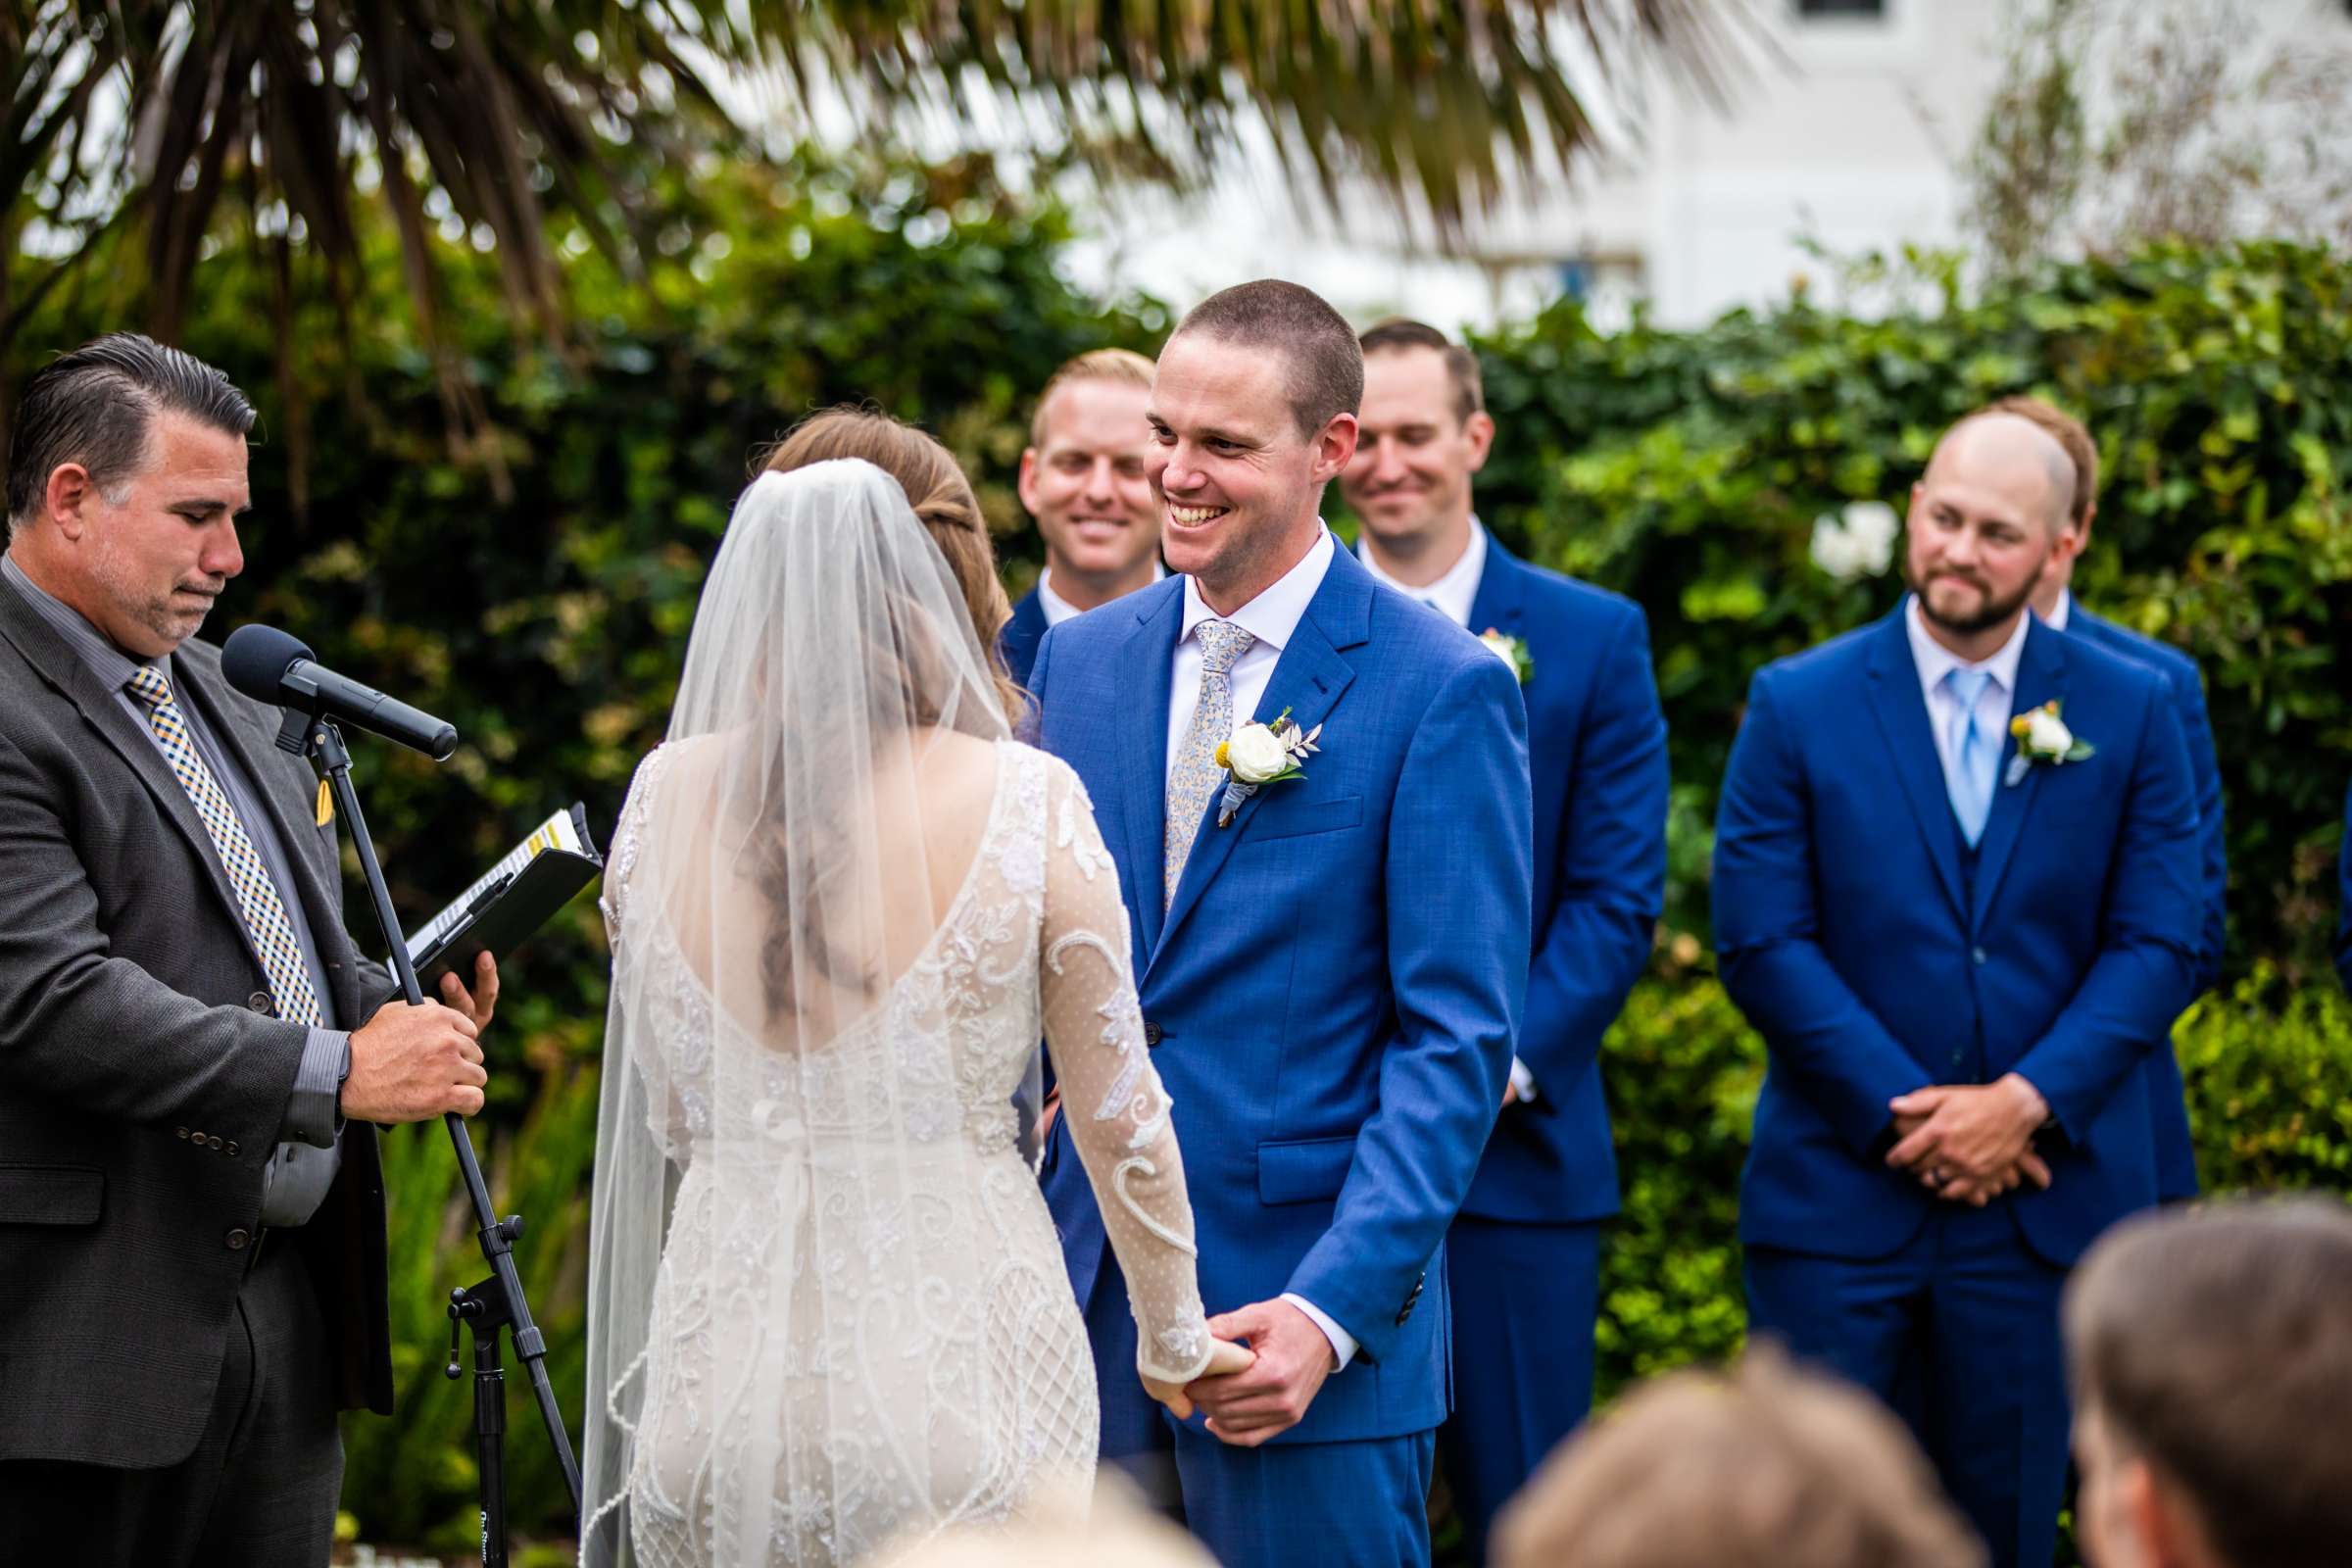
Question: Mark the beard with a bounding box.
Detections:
[1914,564,2040,637]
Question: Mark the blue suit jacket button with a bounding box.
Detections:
[1143,1021,1163,1049]
[1971,947,1987,965]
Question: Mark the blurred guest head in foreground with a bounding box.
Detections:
[870,1480,1216,1568]
[2066,1198,2352,1568]
[1493,1347,1985,1568]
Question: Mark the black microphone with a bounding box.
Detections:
[221,623,459,760]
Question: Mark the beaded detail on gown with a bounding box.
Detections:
[595,739,1210,1568]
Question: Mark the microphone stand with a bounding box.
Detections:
[277,710,582,1565]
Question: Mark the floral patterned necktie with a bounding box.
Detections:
[1163,619,1255,910]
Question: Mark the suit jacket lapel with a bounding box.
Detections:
[1117,587,1181,956]
[1464,533,1527,642]
[0,581,258,941]
[1862,611,1968,923]
[1152,555,1369,971]
[1970,618,2066,931]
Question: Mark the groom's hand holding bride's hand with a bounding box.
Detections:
[1143,1336,1253,1422]
[1186,1299,1338,1447]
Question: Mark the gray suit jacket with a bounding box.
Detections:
[0,578,395,1467]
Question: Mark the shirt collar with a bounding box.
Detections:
[1355,516,1488,629]
[2041,588,2074,632]
[1036,561,1164,628]
[1180,527,1337,655]
[0,552,153,689]
[1906,592,2031,700]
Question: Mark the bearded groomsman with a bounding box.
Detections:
[1341,319,1667,1564]
[1991,395,2224,1202]
[1002,348,1165,687]
[1714,407,2202,1568]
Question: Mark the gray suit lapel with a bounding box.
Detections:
[0,581,259,948]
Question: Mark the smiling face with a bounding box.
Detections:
[1340,345,1494,556]
[1904,413,2074,649]
[1147,331,1357,614]
[54,410,250,658]
[1016,378,1161,598]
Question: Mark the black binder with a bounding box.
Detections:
[397,804,605,985]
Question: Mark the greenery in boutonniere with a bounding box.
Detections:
[1479,628,1535,685]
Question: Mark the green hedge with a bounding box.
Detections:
[1594,968,2352,1403]
[1468,243,2352,982]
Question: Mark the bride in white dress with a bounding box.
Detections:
[580,451,1243,1567]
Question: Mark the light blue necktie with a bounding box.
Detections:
[1941,666,1997,848]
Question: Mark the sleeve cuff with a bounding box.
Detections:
[282,1028,351,1149]
[1508,1055,1540,1104]
[1280,1293,1358,1371]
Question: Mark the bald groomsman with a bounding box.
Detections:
[1715,406,2201,1568]
[1002,349,1165,687]
[1989,395,2224,1202]
[1341,319,1667,1564]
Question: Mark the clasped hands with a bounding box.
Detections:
[1885,1071,2053,1206]
[1142,1298,1335,1447]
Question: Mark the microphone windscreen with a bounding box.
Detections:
[220,623,316,704]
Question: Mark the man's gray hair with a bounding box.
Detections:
[7,333,255,538]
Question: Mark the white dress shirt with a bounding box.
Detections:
[1165,529,1359,1368]
[1905,595,2031,780]
[1037,562,1165,628]
[1355,521,1542,1104]
[2039,588,2075,632]
[1356,515,1490,628]
[1165,529,1337,778]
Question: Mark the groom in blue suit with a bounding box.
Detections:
[1341,320,1666,1563]
[1714,409,2202,1568]
[1031,281,1532,1567]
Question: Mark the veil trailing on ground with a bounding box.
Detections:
[580,460,1037,1565]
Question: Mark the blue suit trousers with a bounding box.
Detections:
[1087,1255,1438,1568]
[1744,1205,2071,1568]
[1435,1218,1599,1564]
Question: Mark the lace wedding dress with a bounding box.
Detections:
[585,735,1212,1567]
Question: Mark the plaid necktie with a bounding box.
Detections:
[125,664,323,1025]
[1164,618,1255,911]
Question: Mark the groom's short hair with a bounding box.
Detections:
[2066,1199,2352,1568]
[1168,280,1362,440]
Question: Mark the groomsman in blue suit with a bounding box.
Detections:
[1714,408,2203,1568]
[1993,396,2225,1201]
[1031,281,1532,1567]
[1001,348,1165,688]
[1340,319,1667,1563]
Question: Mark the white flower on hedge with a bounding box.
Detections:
[1221,723,1294,784]
[1810,500,1899,581]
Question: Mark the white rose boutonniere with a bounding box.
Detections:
[2005,699,2096,786]
[1479,628,1535,685]
[1214,707,1321,826]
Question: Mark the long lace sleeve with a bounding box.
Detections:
[599,743,670,956]
[599,744,697,1160]
[1038,759,1215,1385]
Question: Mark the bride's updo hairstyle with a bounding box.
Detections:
[761,407,1026,729]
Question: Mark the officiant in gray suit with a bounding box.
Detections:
[0,333,498,1565]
